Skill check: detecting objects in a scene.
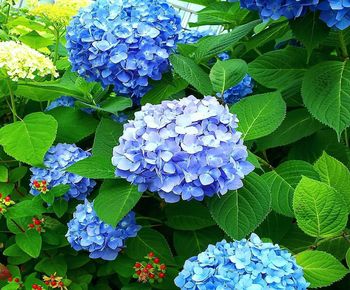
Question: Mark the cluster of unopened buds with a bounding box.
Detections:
[133,252,166,284]
[42,273,67,290]
[0,194,15,214]
[32,284,44,290]
[28,217,45,233]
[8,276,23,288]
[33,180,48,194]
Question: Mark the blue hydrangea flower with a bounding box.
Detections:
[217,74,254,104]
[29,143,96,200]
[112,96,254,203]
[174,233,309,290]
[66,0,181,103]
[178,29,213,44]
[240,0,319,21]
[111,112,129,123]
[317,0,350,30]
[46,96,95,114]
[66,200,141,260]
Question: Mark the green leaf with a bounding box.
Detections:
[7,199,46,218]
[48,107,98,143]
[2,283,19,290]
[262,160,319,217]
[3,244,28,257]
[293,177,348,238]
[302,61,350,138]
[126,228,175,264]
[8,167,27,183]
[53,198,68,218]
[346,248,350,268]
[194,20,260,61]
[296,250,349,288]
[210,59,247,93]
[165,202,215,230]
[94,179,142,227]
[19,30,53,49]
[230,92,286,140]
[15,229,42,258]
[207,173,271,240]
[314,152,350,212]
[35,255,67,276]
[169,54,212,95]
[0,165,8,182]
[41,184,69,204]
[99,97,132,114]
[256,108,323,150]
[318,236,350,261]
[0,112,57,166]
[248,47,307,90]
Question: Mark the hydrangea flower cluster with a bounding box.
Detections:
[66,0,181,103]
[239,0,319,21]
[174,233,309,289]
[178,29,213,44]
[112,96,254,203]
[66,200,141,260]
[0,41,58,81]
[46,96,95,114]
[218,74,254,104]
[28,0,91,25]
[317,1,350,30]
[29,143,96,201]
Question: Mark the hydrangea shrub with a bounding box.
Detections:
[0,0,349,289]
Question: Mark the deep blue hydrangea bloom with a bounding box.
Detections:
[66,200,141,260]
[240,0,319,20]
[112,96,254,203]
[174,233,309,290]
[178,29,213,44]
[66,0,181,103]
[30,143,96,200]
[218,74,254,104]
[317,0,350,30]
[46,96,95,114]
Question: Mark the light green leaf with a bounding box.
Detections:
[314,152,350,212]
[210,59,247,93]
[94,179,142,227]
[346,248,350,268]
[293,177,348,238]
[302,61,350,138]
[207,173,271,240]
[170,54,212,95]
[230,92,286,140]
[0,112,57,166]
[296,250,349,288]
[16,229,42,258]
[7,198,46,218]
[0,165,8,182]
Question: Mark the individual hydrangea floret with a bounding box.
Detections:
[218,74,254,104]
[112,96,254,203]
[174,233,309,289]
[66,0,181,103]
[317,0,350,30]
[66,200,141,260]
[30,143,96,200]
[239,0,319,21]
[178,29,213,44]
[0,41,58,81]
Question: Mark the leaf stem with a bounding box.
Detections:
[6,79,17,122]
[53,27,60,66]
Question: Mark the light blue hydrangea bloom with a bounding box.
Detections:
[178,29,214,44]
[112,96,254,203]
[66,0,181,103]
[29,143,96,200]
[66,200,141,260]
[218,74,254,104]
[239,0,319,21]
[317,0,350,30]
[174,233,309,290]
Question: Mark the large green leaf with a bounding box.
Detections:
[314,152,350,212]
[256,108,323,150]
[126,228,175,264]
[15,230,42,258]
[248,47,307,90]
[35,255,67,276]
[94,179,142,227]
[210,59,247,93]
[230,92,286,140]
[0,112,57,166]
[207,173,271,240]
[296,250,349,288]
[302,61,350,137]
[293,177,348,238]
[170,54,212,95]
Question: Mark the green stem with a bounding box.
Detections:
[6,79,16,122]
[339,31,349,60]
[53,27,60,65]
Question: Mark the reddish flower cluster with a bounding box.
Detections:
[0,264,11,281]
[0,194,15,214]
[28,217,45,233]
[33,180,48,194]
[133,252,166,284]
[32,284,43,290]
[43,273,67,290]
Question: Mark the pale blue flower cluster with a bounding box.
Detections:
[66,200,141,260]
[218,74,254,104]
[66,0,181,103]
[178,29,213,44]
[317,0,350,29]
[112,96,254,203]
[29,143,96,200]
[174,233,309,290]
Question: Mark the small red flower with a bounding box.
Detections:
[158,273,165,279]
[154,258,160,264]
